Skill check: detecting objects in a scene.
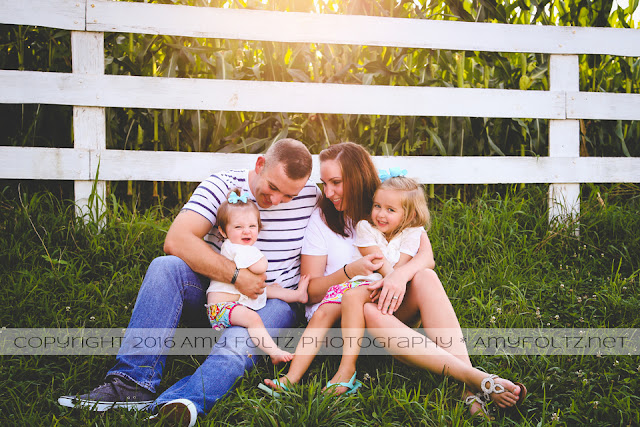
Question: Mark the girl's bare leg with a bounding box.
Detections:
[229,305,293,364]
[267,275,309,304]
[263,303,342,391]
[366,269,523,410]
[327,286,371,394]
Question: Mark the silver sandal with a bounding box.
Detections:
[465,392,490,417]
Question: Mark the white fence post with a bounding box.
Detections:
[548,54,580,232]
[71,30,106,221]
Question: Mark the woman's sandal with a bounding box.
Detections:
[325,372,362,396]
[465,392,490,418]
[257,379,289,398]
[480,374,528,413]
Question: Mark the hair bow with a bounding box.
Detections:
[379,168,408,182]
[228,192,249,204]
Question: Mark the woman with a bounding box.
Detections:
[267,142,526,416]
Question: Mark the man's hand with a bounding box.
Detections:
[234,269,267,299]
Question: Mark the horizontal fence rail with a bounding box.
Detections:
[1,70,640,120]
[0,70,567,119]
[1,0,639,225]
[2,146,640,185]
[3,0,639,56]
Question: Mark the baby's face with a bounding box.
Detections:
[224,208,260,245]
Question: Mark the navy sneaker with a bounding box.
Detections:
[58,376,154,411]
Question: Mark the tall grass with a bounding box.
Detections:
[1,184,639,426]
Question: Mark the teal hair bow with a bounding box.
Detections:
[379,168,408,182]
[228,192,249,204]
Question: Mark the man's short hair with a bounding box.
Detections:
[264,138,312,180]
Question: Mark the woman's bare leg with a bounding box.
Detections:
[263,303,342,391]
[366,269,523,410]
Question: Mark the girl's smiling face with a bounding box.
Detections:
[371,188,405,239]
[219,207,260,245]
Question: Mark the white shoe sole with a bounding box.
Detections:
[57,395,153,411]
[158,398,197,427]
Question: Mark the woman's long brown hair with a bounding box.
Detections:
[318,142,380,237]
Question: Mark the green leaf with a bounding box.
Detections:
[486,132,505,156]
[426,128,447,156]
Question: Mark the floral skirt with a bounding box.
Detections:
[320,279,373,305]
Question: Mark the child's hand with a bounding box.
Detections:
[350,253,384,277]
[367,280,382,303]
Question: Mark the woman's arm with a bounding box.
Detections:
[389,231,435,282]
[367,231,434,314]
[303,253,385,304]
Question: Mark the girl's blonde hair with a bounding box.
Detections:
[376,176,431,240]
[216,188,262,235]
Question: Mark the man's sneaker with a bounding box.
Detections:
[57,376,155,411]
[157,399,197,427]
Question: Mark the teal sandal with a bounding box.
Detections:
[258,379,289,398]
[325,372,362,396]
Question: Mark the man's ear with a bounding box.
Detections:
[254,156,266,174]
[218,226,227,239]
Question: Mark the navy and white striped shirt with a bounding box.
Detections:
[183,169,321,289]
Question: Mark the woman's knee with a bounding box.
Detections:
[411,269,444,294]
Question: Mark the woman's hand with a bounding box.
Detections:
[367,269,409,315]
[348,253,384,278]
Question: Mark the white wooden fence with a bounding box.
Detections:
[1,0,640,224]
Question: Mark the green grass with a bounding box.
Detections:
[1,184,639,426]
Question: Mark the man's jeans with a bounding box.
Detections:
[106,255,298,415]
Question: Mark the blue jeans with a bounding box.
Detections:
[106,256,298,415]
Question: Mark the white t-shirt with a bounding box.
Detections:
[183,169,321,290]
[301,208,356,319]
[207,240,267,310]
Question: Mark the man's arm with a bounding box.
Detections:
[164,210,266,299]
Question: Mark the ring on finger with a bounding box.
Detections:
[392,296,399,300]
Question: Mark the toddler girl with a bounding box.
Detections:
[261,169,429,394]
[325,171,430,394]
[207,188,309,364]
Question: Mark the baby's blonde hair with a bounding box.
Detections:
[376,176,431,240]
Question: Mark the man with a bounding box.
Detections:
[58,138,320,426]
